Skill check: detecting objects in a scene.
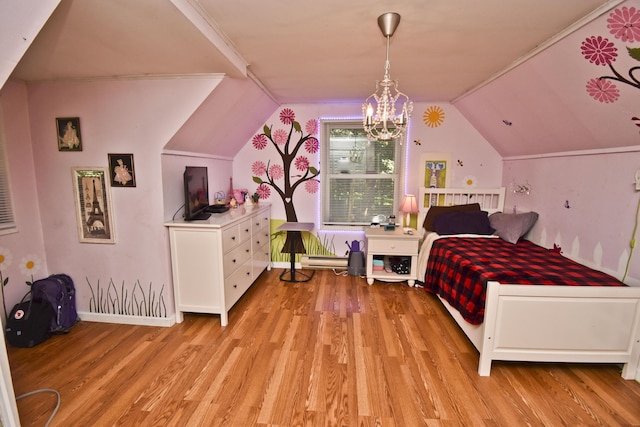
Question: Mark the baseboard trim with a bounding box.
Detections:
[78,311,175,327]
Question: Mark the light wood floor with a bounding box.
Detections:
[8,268,640,426]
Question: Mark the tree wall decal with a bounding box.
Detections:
[251,108,320,255]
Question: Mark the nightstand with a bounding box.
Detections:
[364,227,421,287]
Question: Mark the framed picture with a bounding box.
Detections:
[420,152,451,207]
[108,153,136,187]
[72,168,115,244]
[56,117,82,151]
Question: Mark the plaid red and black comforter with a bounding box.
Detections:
[424,237,626,325]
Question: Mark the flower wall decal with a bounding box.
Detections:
[463,175,478,188]
[20,254,42,285]
[582,6,640,104]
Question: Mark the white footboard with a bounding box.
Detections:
[478,281,640,379]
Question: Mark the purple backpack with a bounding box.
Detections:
[31,274,78,333]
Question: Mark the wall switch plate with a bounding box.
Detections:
[635,169,640,190]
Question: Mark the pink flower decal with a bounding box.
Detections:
[305,119,319,136]
[252,161,267,176]
[294,156,310,171]
[273,129,288,145]
[586,78,620,103]
[607,7,640,43]
[305,179,319,194]
[256,184,271,199]
[269,164,284,180]
[252,134,268,150]
[304,137,319,154]
[581,36,617,66]
[280,108,295,125]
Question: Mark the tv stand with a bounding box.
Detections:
[165,204,271,326]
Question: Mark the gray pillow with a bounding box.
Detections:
[489,212,539,244]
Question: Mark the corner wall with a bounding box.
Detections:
[23,77,222,318]
[503,149,640,285]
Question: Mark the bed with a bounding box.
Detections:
[416,187,640,379]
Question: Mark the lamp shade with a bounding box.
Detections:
[399,194,418,228]
[399,194,418,213]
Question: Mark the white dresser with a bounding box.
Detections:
[165,204,271,326]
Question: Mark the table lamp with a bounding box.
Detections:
[399,194,418,228]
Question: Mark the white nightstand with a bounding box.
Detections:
[364,227,421,287]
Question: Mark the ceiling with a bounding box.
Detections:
[10,0,617,104]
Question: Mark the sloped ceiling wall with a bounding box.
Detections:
[454,1,640,157]
[0,0,60,89]
[165,76,279,157]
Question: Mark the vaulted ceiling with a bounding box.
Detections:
[4,0,639,157]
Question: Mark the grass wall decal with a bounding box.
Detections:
[87,277,167,317]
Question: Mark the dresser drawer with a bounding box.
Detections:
[223,240,251,276]
[253,212,271,231]
[225,264,253,308]
[222,226,240,250]
[251,227,270,255]
[367,237,418,255]
[238,218,252,243]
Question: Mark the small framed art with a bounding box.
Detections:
[420,152,451,189]
[56,117,82,151]
[108,153,136,187]
[420,153,451,208]
[72,167,115,243]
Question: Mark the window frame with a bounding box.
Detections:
[0,107,17,235]
[320,119,405,230]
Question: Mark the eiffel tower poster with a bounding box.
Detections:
[72,168,115,243]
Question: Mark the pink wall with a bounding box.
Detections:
[13,77,222,316]
[232,102,503,256]
[503,150,640,285]
[0,81,48,315]
[454,0,640,157]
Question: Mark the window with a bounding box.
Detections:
[321,120,401,228]
[0,112,16,233]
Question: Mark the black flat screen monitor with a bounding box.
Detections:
[183,166,211,221]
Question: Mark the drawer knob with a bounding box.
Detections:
[233,259,237,263]
[246,249,250,253]
[245,228,250,232]
[256,240,260,245]
[246,272,250,276]
[232,236,236,240]
[233,284,237,288]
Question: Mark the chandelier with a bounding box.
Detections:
[363,12,413,142]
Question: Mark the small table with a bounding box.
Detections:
[364,226,421,287]
[278,222,315,282]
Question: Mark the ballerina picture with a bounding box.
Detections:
[56,117,82,151]
[107,153,136,187]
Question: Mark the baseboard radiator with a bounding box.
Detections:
[300,255,348,270]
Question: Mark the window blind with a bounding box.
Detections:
[0,117,16,231]
[321,121,398,227]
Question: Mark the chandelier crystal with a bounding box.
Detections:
[363,12,413,142]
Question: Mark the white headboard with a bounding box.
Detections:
[417,187,506,231]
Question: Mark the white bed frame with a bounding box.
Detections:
[419,188,640,379]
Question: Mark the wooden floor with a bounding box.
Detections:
[8,268,640,426]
